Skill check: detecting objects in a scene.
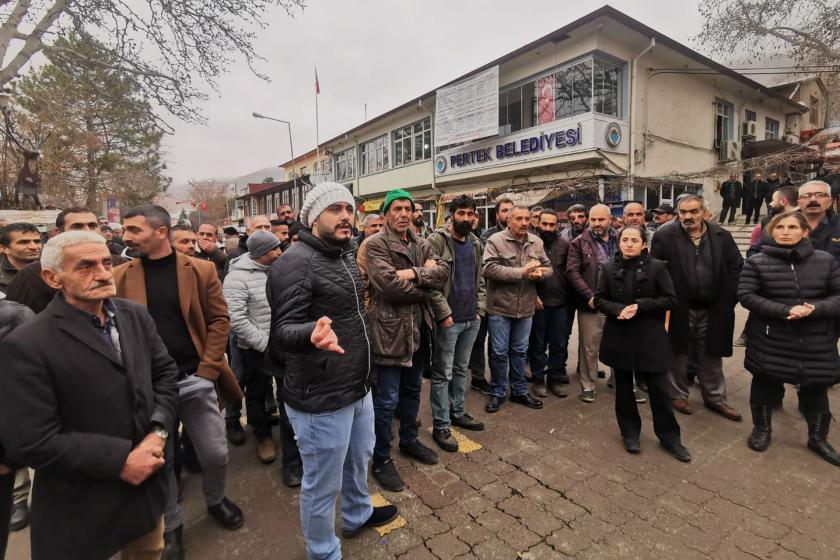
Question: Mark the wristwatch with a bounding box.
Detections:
[151,424,169,440]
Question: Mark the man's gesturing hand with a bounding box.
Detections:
[311,316,345,354]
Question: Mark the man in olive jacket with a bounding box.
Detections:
[483,205,552,413]
[365,189,449,493]
[427,195,486,453]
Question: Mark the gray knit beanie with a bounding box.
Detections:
[246,230,280,259]
[300,181,356,227]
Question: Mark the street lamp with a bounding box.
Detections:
[252,112,297,190]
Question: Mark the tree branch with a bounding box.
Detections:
[0,0,68,85]
[0,0,31,67]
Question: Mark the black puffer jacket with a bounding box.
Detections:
[595,252,676,372]
[267,230,372,413]
[738,240,840,386]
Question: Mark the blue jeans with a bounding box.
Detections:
[488,314,533,398]
[373,344,425,463]
[286,393,375,560]
[225,333,245,420]
[430,318,481,428]
[529,305,568,383]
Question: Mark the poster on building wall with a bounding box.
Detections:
[537,75,555,125]
[434,66,499,147]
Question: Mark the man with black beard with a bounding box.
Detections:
[470,197,515,393]
[410,202,433,239]
[561,204,588,243]
[268,182,397,558]
[427,196,486,452]
[529,211,570,397]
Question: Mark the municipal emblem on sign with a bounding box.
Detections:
[605,122,622,147]
[435,155,447,173]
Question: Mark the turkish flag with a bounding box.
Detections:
[199,201,209,211]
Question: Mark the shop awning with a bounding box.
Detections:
[438,187,488,204]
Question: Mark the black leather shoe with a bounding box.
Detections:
[9,501,29,532]
[282,462,303,488]
[343,505,399,538]
[660,441,691,463]
[451,412,484,431]
[485,395,505,413]
[226,420,247,446]
[372,460,405,492]
[399,440,439,465]
[623,436,641,454]
[470,377,493,395]
[207,497,245,530]
[510,393,543,409]
[161,526,185,560]
[557,373,571,384]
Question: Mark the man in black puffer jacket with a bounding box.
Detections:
[267,182,398,560]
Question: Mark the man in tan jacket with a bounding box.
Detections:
[115,205,245,560]
[483,205,552,413]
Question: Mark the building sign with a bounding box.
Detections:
[435,115,628,176]
[434,66,499,147]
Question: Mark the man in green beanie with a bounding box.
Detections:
[365,189,449,492]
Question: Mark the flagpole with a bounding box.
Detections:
[315,66,320,172]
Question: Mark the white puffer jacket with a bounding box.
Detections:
[223,253,272,352]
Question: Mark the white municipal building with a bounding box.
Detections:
[266,6,825,228]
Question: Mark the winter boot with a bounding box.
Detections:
[806,413,840,467]
[747,403,772,452]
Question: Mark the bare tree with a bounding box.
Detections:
[187,179,232,225]
[695,0,840,124]
[0,1,306,129]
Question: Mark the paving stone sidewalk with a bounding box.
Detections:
[7,308,840,559]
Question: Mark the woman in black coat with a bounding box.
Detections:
[595,225,689,462]
[738,211,840,466]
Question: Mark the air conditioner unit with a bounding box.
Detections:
[726,140,739,161]
[742,121,757,138]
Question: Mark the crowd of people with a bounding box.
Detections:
[0,171,838,560]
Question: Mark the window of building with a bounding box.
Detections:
[593,59,622,117]
[715,99,734,160]
[360,135,389,175]
[413,117,432,161]
[555,58,593,120]
[499,83,535,135]
[765,117,780,140]
[393,125,412,167]
[810,96,820,126]
[299,166,307,176]
[745,109,756,122]
[334,147,356,181]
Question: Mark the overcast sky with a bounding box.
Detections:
[163,0,707,190]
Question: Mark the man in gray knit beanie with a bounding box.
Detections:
[300,181,357,228]
[266,179,398,557]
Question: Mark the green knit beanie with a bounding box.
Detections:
[382,189,415,214]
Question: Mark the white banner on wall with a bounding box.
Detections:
[434,66,499,148]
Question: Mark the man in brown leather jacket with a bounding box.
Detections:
[364,189,448,493]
